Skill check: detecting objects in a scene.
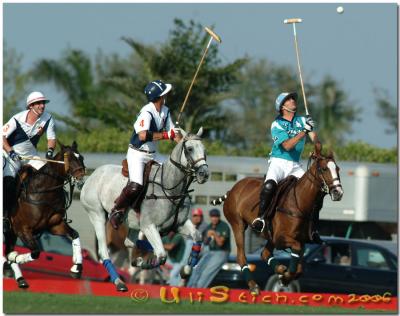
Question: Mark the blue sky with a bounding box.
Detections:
[3,3,397,148]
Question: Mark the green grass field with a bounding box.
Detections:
[3,291,394,314]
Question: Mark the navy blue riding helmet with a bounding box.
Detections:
[144,80,172,102]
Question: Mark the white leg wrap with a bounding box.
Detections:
[72,238,83,264]
[10,262,23,280]
[11,252,34,264]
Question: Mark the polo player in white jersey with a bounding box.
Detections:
[109,80,182,229]
[252,92,323,243]
[3,91,57,232]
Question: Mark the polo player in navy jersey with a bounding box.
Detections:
[109,80,182,229]
[3,91,56,233]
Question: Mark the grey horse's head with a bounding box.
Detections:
[171,127,209,184]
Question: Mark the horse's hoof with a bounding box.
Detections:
[70,264,83,279]
[275,264,287,275]
[180,265,192,279]
[249,284,260,296]
[115,278,128,292]
[17,277,29,289]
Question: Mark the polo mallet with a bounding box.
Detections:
[176,27,222,125]
[19,155,65,164]
[284,18,309,116]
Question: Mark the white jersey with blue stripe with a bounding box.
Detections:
[2,110,56,156]
[270,115,306,162]
[132,102,174,152]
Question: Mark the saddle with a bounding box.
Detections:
[265,175,298,222]
[120,159,160,212]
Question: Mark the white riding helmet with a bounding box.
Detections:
[26,91,50,109]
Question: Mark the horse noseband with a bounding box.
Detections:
[182,140,207,174]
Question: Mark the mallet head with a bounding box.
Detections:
[204,27,222,43]
[284,18,303,24]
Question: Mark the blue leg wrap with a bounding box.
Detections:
[188,242,202,267]
[136,239,153,251]
[103,259,119,283]
[289,252,300,273]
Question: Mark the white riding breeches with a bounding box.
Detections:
[265,157,305,184]
[126,147,164,185]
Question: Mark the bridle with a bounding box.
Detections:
[307,156,342,194]
[147,137,207,205]
[169,138,208,177]
[19,148,86,211]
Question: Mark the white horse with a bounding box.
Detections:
[80,128,209,291]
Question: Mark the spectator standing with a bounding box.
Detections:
[187,208,231,288]
[162,231,186,286]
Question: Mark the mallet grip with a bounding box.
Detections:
[284,18,303,24]
[204,27,222,43]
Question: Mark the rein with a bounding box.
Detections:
[18,150,83,213]
[145,138,207,231]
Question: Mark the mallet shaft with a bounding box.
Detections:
[19,155,65,164]
[177,27,222,125]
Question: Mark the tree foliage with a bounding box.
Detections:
[3,42,30,120]
[373,88,397,134]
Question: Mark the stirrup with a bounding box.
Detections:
[251,218,265,233]
[109,210,124,229]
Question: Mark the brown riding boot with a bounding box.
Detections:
[109,182,142,230]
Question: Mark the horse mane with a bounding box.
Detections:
[183,133,202,141]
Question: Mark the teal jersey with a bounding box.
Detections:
[270,115,306,162]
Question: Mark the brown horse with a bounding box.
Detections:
[212,142,343,294]
[4,141,86,287]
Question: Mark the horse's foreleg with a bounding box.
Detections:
[261,242,287,275]
[231,220,259,295]
[87,210,128,292]
[4,231,29,288]
[8,230,40,264]
[49,221,83,278]
[281,244,303,286]
[141,223,167,267]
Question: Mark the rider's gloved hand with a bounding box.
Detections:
[303,116,315,133]
[46,148,54,159]
[163,129,176,140]
[9,150,21,162]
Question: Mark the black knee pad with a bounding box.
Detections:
[261,179,277,196]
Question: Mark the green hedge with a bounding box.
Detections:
[37,128,397,163]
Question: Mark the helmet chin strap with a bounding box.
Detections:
[282,106,296,113]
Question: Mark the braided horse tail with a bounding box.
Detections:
[210,192,229,206]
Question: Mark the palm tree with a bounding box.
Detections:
[310,76,359,148]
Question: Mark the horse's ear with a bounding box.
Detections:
[57,140,65,150]
[196,126,203,137]
[72,141,78,150]
[327,149,334,158]
[315,141,322,156]
[179,128,187,138]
